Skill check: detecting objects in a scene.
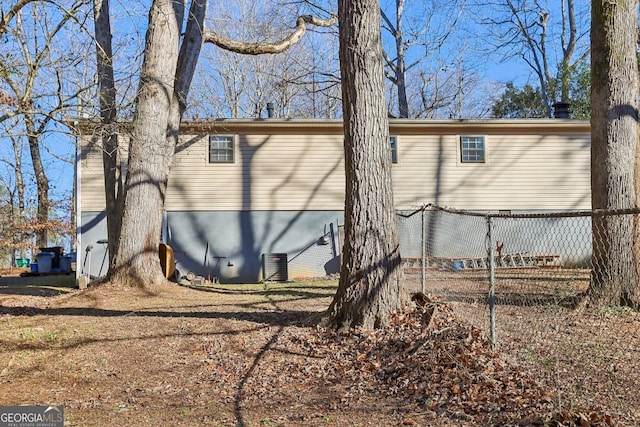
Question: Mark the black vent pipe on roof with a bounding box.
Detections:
[266,102,275,118]
[553,102,571,119]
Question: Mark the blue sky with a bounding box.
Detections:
[0,0,592,227]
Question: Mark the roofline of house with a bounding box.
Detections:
[67,117,591,135]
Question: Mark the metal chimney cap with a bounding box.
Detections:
[553,102,571,119]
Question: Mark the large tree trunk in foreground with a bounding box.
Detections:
[110,0,184,286]
[97,0,206,284]
[102,0,331,286]
[94,0,124,273]
[589,0,640,307]
[322,0,407,331]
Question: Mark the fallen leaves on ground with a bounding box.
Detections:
[0,281,626,426]
[200,298,615,426]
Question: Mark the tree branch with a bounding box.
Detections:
[1,0,39,35]
[203,14,336,55]
[1,0,89,36]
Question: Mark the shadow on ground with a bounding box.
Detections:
[0,273,76,297]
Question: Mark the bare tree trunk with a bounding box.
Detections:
[24,113,49,248]
[322,0,407,331]
[3,1,85,250]
[101,1,332,287]
[94,0,124,274]
[164,0,207,173]
[110,0,184,286]
[10,135,26,258]
[384,0,409,118]
[589,0,640,307]
[558,0,578,102]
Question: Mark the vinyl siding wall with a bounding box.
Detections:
[77,119,591,282]
[79,119,591,213]
[79,136,109,212]
[391,132,590,210]
[167,132,346,211]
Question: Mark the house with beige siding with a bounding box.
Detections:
[76,118,591,283]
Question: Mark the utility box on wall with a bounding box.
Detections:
[262,253,288,282]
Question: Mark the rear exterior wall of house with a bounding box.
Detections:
[77,119,591,283]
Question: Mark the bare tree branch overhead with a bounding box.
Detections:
[473,0,589,117]
[203,15,337,55]
[1,0,91,36]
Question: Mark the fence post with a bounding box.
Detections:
[487,215,497,349]
[421,206,426,293]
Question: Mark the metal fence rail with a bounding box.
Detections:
[396,204,640,423]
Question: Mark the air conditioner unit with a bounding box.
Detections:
[262,253,288,282]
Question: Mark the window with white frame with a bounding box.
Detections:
[209,135,235,163]
[460,136,485,163]
[389,135,398,164]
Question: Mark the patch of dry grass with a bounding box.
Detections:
[0,276,637,426]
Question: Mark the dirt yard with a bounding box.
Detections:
[0,270,635,426]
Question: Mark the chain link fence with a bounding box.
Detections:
[397,204,640,423]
